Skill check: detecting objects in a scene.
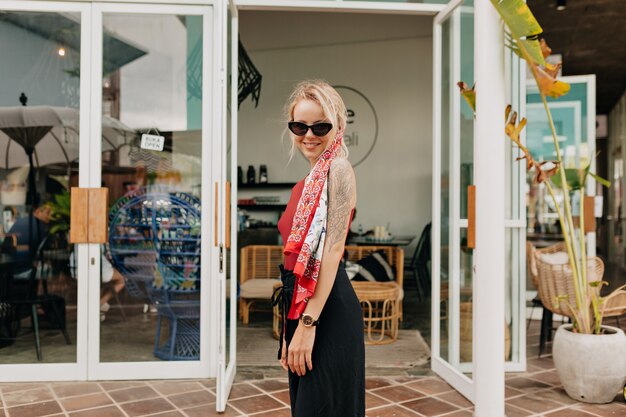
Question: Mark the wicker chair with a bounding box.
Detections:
[534,245,603,319]
[344,245,405,320]
[239,245,283,324]
[601,288,626,327]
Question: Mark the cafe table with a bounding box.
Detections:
[347,235,416,247]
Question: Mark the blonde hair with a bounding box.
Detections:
[284,80,349,161]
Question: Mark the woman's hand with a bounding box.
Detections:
[287,323,316,376]
[279,339,288,371]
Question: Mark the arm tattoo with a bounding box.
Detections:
[326,159,355,249]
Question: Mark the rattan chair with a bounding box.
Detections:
[239,245,283,324]
[534,249,603,319]
[344,245,405,320]
[601,288,626,327]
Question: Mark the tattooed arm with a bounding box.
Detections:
[286,157,356,376]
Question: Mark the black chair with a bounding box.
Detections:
[405,222,431,300]
[2,232,71,361]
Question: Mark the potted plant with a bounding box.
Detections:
[459,0,626,404]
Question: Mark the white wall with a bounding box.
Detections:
[238,12,433,247]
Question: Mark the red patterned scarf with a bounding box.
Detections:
[284,130,344,319]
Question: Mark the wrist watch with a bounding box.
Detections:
[300,313,319,327]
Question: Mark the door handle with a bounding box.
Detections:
[467,185,476,249]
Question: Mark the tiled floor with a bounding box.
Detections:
[1,318,624,416]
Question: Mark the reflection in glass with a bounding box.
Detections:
[439,18,451,362]
[100,13,203,362]
[0,11,80,364]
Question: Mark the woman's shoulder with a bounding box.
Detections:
[329,157,353,173]
[329,157,355,182]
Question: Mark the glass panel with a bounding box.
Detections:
[225,7,233,367]
[0,11,80,364]
[526,82,588,235]
[459,228,473,365]
[439,17,451,362]
[101,12,203,362]
[459,6,474,220]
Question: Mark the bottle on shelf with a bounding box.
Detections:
[259,165,268,183]
[247,165,256,184]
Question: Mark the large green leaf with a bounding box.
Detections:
[490,0,542,38]
[491,0,546,66]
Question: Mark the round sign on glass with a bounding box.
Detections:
[333,86,378,167]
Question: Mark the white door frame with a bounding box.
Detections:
[430,0,475,402]
[216,0,238,411]
[0,0,91,382]
[87,1,218,380]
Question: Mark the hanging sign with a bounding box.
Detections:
[141,133,165,151]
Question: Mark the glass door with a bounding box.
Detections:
[88,2,215,380]
[0,0,90,381]
[431,0,474,401]
[216,0,238,411]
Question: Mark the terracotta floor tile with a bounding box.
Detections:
[144,411,186,417]
[527,370,562,386]
[406,378,455,395]
[251,379,289,392]
[505,377,552,391]
[533,387,579,405]
[198,379,216,389]
[248,408,292,417]
[183,404,240,417]
[366,392,391,410]
[578,401,626,416]
[392,376,423,384]
[504,404,533,417]
[436,390,473,409]
[98,381,147,391]
[366,405,420,417]
[526,356,555,370]
[270,389,291,406]
[60,392,113,412]
[150,381,205,396]
[365,377,394,390]
[505,386,523,398]
[544,409,599,417]
[119,398,175,417]
[507,394,564,414]
[229,383,263,399]
[6,400,63,417]
[52,382,102,398]
[69,405,126,417]
[403,397,459,416]
[370,385,423,403]
[0,383,46,394]
[229,394,284,415]
[167,389,215,408]
[108,386,160,403]
[440,411,473,417]
[2,386,54,407]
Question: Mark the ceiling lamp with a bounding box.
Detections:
[556,0,567,11]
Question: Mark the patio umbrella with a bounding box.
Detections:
[0,105,136,255]
[0,106,136,171]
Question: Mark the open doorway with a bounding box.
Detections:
[234,10,434,377]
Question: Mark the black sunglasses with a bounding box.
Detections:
[288,121,333,137]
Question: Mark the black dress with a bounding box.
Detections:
[276,180,365,417]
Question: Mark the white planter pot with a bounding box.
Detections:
[553,324,626,403]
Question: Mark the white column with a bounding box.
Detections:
[473,0,505,416]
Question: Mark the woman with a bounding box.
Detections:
[275,80,365,416]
